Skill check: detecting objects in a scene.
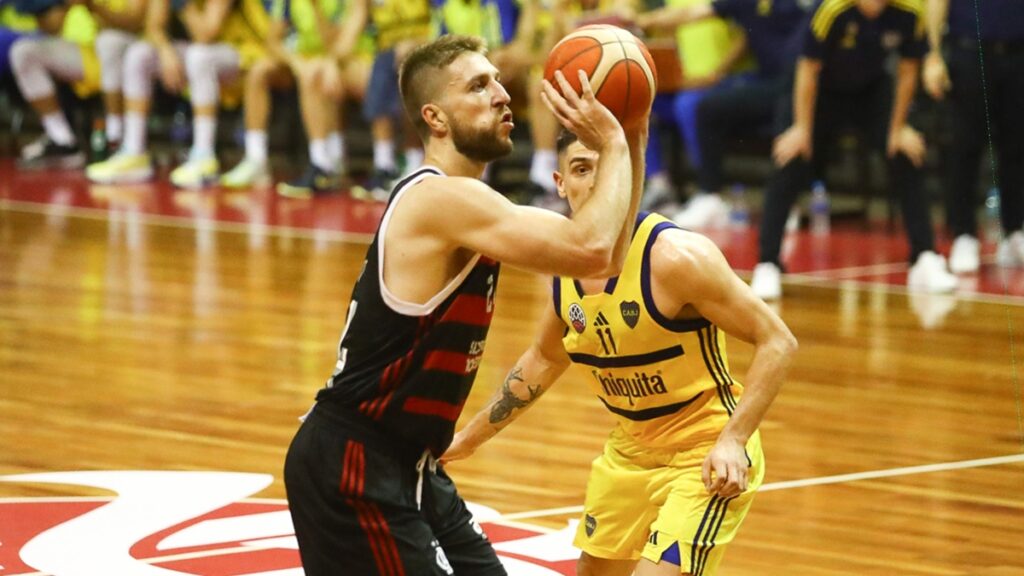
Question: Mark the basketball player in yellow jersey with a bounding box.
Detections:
[444,130,798,576]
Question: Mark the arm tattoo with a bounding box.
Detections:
[489,366,542,424]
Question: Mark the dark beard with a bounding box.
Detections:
[451,119,513,163]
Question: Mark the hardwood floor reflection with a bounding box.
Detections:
[1,208,1021,575]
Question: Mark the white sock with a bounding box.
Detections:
[310,139,332,172]
[404,147,424,172]
[105,114,123,143]
[327,132,344,165]
[122,111,146,155]
[42,113,75,146]
[529,149,557,193]
[245,130,268,163]
[374,140,396,172]
[191,115,216,159]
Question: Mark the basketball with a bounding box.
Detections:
[543,25,658,129]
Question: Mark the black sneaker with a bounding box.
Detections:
[276,164,341,199]
[17,136,86,171]
[351,168,400,202]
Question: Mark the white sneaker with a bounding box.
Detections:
[673,193,730,229]
[948,234,980,274]
[996,231,1024,267]
[220,158,271,188]
[750,262,782,300]
[641,173,676,211]
[907,251,958,293]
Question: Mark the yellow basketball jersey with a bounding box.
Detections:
[370,0,432,50]
[556,213,741,449]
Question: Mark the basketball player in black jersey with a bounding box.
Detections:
[284,34,651,575]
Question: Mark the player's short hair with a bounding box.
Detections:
[556,130,580,157]
[399,35,488,140]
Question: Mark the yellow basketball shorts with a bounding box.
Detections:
[573,426,765,575]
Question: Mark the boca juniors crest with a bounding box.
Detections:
[0,471,581,576]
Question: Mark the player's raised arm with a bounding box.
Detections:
[651,230,798,497]
[442,307,571,464]
[411,69,632,278]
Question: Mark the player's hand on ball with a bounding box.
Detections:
[702,437,750,498]
[541,69,625,152]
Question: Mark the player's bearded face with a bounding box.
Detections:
[449,110,513,163]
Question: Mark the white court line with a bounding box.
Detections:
[7,197,1024,306]
[500,452,1024,521]
[3,454,1023,575]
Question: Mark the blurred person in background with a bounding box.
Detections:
[325,0,433,199]
[85,0,269,186]
[633,0,751,227]
[923,0,1024,273]
[9,0,110,169]
[749,0,957,300]
[220,0,372,197]
[637,0,809,227]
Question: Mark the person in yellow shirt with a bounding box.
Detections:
[10,0,144,169]
[445,129,797,576]
[219,0,372,195]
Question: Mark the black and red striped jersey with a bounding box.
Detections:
[315,167,501,456]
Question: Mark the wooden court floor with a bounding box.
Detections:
[1,201,1023,575]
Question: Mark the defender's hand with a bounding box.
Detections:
[702,437,751,498]
[439,432,477,465]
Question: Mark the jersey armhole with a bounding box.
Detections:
[640,222,712,333]
[377,167,479,317]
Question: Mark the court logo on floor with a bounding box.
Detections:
[0,471,580,576]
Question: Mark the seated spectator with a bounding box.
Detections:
[749,0,956,300]
[637,0,808,227]
[86,0,269,187]
[92,0,148,156]
[635,0,751,227]
[9,0,102,169]
[326,0,433,200]
[220,0,373,197]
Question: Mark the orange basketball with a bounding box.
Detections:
[543,25,658,129]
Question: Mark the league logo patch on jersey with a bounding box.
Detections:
[585,514,598,537]
[620,301,640,328]
[882,30,902,49]
[569,303,587,333]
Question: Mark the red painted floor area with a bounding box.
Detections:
[4,159,1024,300]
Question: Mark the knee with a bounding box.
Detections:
[246,58,275,87]
[124,41,154,73]
[184,44,215,78]
[9,39,38,75]
[95,30,128,58]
